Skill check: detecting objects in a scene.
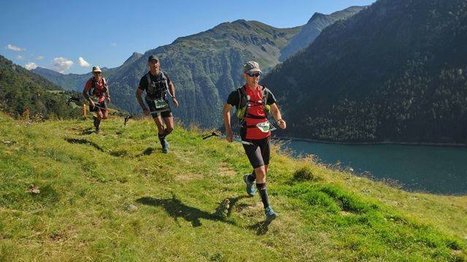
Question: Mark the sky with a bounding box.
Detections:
[0,0,376,74]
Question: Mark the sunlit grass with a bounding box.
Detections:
[0,113,465,261]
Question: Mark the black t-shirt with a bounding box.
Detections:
[138,71,172,99]
[226,85,277,108]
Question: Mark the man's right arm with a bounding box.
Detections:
[136,87,149,115]
[223,103,233,142]
[82,80,94,106]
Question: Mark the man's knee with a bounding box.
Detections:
[254,166,266,176]
[254,166,266,183]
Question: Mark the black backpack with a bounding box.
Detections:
[146,71,169,98]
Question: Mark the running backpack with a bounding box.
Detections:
[146,71,169,98]
[88,77,108,97]
[235,85,271,122]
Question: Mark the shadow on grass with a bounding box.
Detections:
[81,127,95,135]
[224,195,249,217]
[136,194,237,227]
[248,219,273,235]
[64,137,104,152]
[219,195,274,235]
[135,147,156,157]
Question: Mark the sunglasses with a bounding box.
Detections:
[246,72,261,77]
[93,72,101,74]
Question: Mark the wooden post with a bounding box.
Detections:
[82,103,87,119]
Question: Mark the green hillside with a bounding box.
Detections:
[0,114,465,261]
[0,55,81,120]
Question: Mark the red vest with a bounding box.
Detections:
[244,86,270,140]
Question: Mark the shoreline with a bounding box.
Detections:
[273,136,467,148]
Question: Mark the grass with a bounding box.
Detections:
[0,113,466,261]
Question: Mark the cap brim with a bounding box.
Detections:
[246,69,262,74]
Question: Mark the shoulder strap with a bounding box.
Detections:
[235,86,248,121]
[146,73,151,88]
[261,85,271,115]
[161,71,169,93]
[102,77,108,93]
[88,77,96,96]
[261,85,269,105]
[238,85,248,108]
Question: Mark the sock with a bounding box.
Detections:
[256,183,270,208]
[158,133,166,146]
[94,118,101,129]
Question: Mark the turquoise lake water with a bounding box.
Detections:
[285,140,467,195]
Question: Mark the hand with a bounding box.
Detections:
[277,119,287,129]
[172,97,179,108]
[143,108,150,116]
[226,129,233,142]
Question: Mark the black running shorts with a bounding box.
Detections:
[241,136,271,168]
[89,101,107,112]
[145,98,172,118]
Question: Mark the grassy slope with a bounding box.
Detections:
[0,113,465,261]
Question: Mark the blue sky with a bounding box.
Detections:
[0,0,376,74]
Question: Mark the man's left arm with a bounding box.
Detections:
[168,81,179,107]
[105,82,111,103]
[266,89,286,129]
[270,103,286,129]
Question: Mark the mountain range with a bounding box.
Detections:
[263,0,467,143]
[32,7,363,128]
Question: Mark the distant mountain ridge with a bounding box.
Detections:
[35,20,300,127]
[32,67,90,92]
[111,20,300,127]
[280,6,365,61]
[263,0,467,143]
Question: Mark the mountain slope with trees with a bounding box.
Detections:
[0,55,80,119]
[263,0,467,144]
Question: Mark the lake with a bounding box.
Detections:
[284,140,467,195]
